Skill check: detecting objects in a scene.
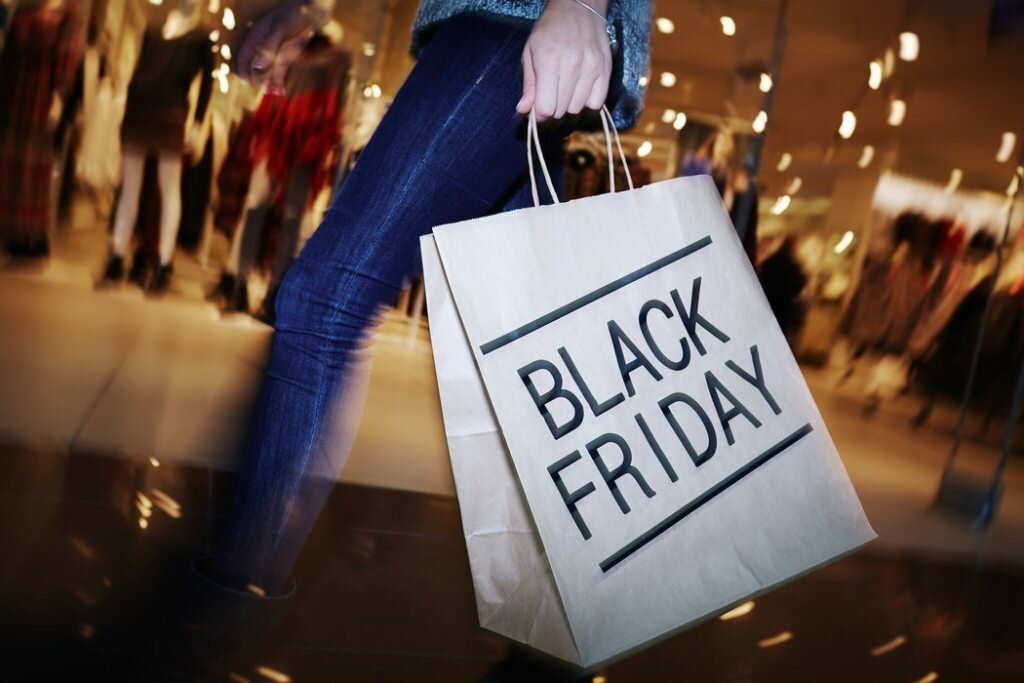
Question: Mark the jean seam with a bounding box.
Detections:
[262,23,528,574]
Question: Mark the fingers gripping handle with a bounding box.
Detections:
[527,106,635,208]
[527,110,559,207]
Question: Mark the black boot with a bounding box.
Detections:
[147,263,174,297]
[207,272,236,307]
[142,558,298,682]
[96,254,125,287]
[223,280,249,314]
[129,249,156,290]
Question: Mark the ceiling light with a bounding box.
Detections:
[770,195,791,215]
[637,140,653,158]
[661,109,677,124]
[720,16,736,36]
[839,111,857,139]
[656,17,675,34]
[776,152,792,172]
[673,112,687,130]
[638,75,649,87]
[834,230,855,255]
[752,111,768,133]
[362,42,376,57]
[868,60,882,90]
[944,168,962,194]
[759,73,773,93]
[883,47,895,77]
[207,0,219,13]
[888,99,907,126]
[913,673,938,683]
[898,32,920,61]
[148,0,162,5]
[785,177,803,195]
[220,44,231,60]
[660,71,677,87]
[208,29,220,42]
[996,132,1017,163]
[858,145,875,168]
[222,8,236,31]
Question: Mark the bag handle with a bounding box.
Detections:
[527,105,635,208]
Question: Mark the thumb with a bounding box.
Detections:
[516,47,536,114]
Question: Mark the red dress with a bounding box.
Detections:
[0,1,81,246]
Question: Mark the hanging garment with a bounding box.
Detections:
[120,28,213,154]
[246,41,351,204]
[214,113,257,237]
[877,259,935,353]
[0,0,81,245]
[76,75,124,191]
[840,258,894,348]
[908,259,993,357]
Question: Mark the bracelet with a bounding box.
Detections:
[568,0,618,54]
[570,0,605,21]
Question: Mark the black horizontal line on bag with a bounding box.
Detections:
[478,235,714,355]
[599,423,815,573]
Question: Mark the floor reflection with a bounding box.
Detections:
[0,446,1020,681]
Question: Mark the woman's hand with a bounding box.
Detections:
[516,0,612,121]
[235,0,327,88]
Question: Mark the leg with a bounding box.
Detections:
[225,159,273,277]
[156,151,184,266]
[110,145,146,257]
[269,164,312,288]
[211,15,558,594]
[256,164,314,323]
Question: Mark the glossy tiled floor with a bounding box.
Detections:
[0,447,1021,682]
[1,224,1023,680]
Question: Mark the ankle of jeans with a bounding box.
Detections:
[192,557,298,600]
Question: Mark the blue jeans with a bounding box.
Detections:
[211,15,564,593]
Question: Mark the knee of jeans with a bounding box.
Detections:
[273,259,396,349]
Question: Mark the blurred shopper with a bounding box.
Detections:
[759,235,807,338]
[148,0,652,679]
[0,0,81,259]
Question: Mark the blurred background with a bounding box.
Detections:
[0,0,1022,681]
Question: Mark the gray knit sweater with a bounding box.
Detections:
[412,0,651,129]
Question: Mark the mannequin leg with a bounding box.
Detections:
[256,165,312,323]
[110,146,146,257]
[225,159,273,276]
[211,160,274,311]
[156,151,184,267]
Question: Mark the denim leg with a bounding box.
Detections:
[211,16,560,593]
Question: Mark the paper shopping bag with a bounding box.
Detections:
[422,129,874,668]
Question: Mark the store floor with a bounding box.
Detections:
[1,224,1023,681]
